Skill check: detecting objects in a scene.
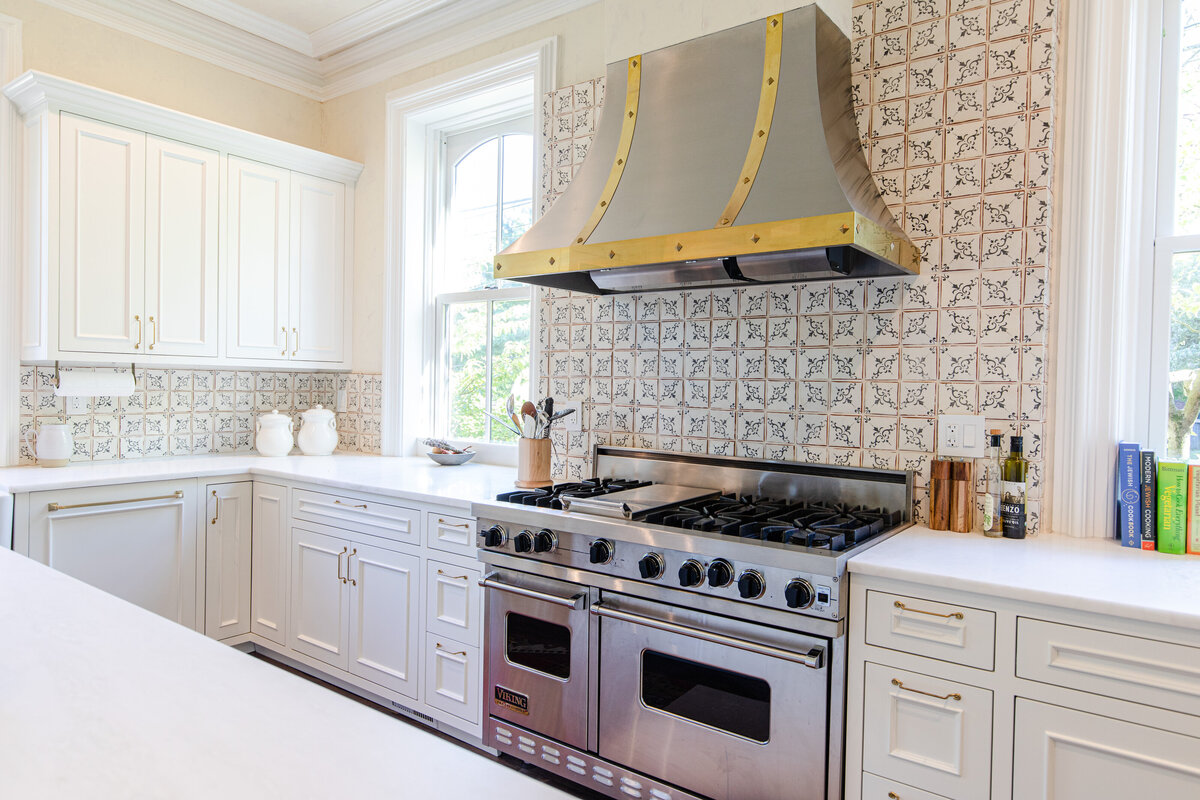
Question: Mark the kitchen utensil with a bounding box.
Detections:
[23,423,73,467]
[297,405,337,456]
[516,437,553,487]
[485,411,523,436]
[255,410,294,457]
[427,450,476,466]
[521,401,536,419]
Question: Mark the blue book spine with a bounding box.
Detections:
[1116,441,1141,547]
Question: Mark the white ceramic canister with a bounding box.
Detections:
[255,410,294,457]
[24,423,74,467]
[297,405,338,456]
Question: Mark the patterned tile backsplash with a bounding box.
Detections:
[536,0,1056,531]
[18,365,383,463]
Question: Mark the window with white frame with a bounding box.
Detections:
[434,116,535,443]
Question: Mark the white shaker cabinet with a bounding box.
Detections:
[289,173,346,363]
[289,525,350,670]
[347,542,420,698]
[250,481,288,645]
[145,135,219,358]
[226,156,291,362]
[19,480,200,630]
[58,113,146,355]
[204,481,252,640]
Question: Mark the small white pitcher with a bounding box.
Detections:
[24,423,74,467]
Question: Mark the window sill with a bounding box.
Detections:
[419,438,518,467]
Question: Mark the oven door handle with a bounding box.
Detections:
[479,574,585,610]
[589,601,825,669]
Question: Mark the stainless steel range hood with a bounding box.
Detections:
[494,5,920,295]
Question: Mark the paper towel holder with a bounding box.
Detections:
[53,361,138,389]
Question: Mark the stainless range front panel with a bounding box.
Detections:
[595,593,831,800]
[481,569,593,750]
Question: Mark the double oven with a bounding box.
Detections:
[482,566,834,800]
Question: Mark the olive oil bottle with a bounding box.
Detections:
[981,430,1004,537]
[1000,436,1028,539]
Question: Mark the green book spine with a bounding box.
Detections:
[1157,461,1188,555]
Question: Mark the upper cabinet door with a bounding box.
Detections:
[145,136,219,358]
[289,172,345,363]
[59,113,146,355]
[227,156,290,361]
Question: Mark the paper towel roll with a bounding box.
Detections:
[54,370,136,397]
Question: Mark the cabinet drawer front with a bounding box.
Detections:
[862,772,950,800]
[423,632,480,725]
[426,512,476,557]
[866,590,996,670]
[1017,618,1200,717]
[292,489,419,545]
[425,559,482,647]
[862,662,993,799]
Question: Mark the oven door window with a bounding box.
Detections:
[641,650,771,742]
[505,612,571,679]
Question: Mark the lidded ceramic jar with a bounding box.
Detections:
[255,410,294,457]
[297,405,337,456]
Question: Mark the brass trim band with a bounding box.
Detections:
[574,55,642,246]
[716,14,783,228]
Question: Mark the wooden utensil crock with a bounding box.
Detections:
[515,438,553,488]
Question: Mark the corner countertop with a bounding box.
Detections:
[849,525,1200,629]
[0,546,571,799]
[0,454,519,510]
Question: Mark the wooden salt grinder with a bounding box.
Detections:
[949,459,974,533]
[929,458,952,531]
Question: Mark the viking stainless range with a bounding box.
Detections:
[472,448,912,800]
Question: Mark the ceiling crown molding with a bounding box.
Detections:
[34,0,599,101]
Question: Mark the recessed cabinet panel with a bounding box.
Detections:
[289,526,348,670]
[146,136,219,357]
[227,156,290,361]
[348,542,420,698]
[59,113,145,354]
[861,662,992,799]
[425,559,481,646]
[290,173,345,363]
[251,482,288,644]
[424,632,480,725]
[204,481,252,640]
[1013,699,1200,800]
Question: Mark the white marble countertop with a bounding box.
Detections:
[0,454,519,510]
[0,546,572,799]
[849,526,1200,629]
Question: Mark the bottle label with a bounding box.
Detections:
[1001,480,1026,538]
[982,494,996,531]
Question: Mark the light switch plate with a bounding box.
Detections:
[937,414,986,457]
[557,400,582,431]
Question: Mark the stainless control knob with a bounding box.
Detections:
[482,525,507,548]
[638,553,665,580]
[737,570,765,599]
[706,559,734,588]
[532,529,557,553]
[589,539,614,564]
[513,530,533,553]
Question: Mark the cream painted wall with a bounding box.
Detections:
[321,2,607,372]
[0,0,322,148]
[604,0,850,62]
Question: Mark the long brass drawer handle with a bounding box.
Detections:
[148,315,157,350]
[437,569,469,581]
[211,489,219,525]
[436,642,467,656]
[281,326,287,356]
[891,678,961,702]
[292,327,298,357]
[894,600,963,620]
[348,548,357,586]
[437,518,471,528]
[337,546,347,584]
[134,314,142,349]
[48,490,184,512]
[334,500,368,509]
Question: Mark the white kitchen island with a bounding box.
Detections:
[0,546,571,800]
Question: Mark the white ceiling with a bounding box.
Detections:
[228,0,384,34]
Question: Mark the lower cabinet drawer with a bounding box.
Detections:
[423,632,480,725]
[866,590,996,670]
[1016,617,1200,717]
[862,662,993,800]
[292,489,419,545]
[426,511,476,558]
[862,771,950,800]
[425,559,482,647]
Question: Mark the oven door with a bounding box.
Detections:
[481,569,591,749]
[594,594,830,800]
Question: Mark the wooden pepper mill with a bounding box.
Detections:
[929,459,952,530]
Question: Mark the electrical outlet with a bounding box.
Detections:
[558,400,582,431]
[937,414,986,457]
[66,396,89,415]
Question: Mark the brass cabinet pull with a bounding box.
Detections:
[292,327,298,357]
[894,600,963,620]
[210,489,218,525]
[334,500,368,509]
[134,314,142,349]
[48,489,184,512]
[435,642,467,657]
[281,326,287,356]
[148,315,157,350]
[337,546,347,584]
[437,518,470,529]
[888,793,900,799]
[437,569,469,581]
[348,548,357,586]
[891,678,961,702]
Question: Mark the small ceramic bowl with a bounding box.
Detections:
[426,451,476,466]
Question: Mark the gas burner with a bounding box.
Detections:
[496,478,653,510]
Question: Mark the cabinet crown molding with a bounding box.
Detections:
[2,71,363,183]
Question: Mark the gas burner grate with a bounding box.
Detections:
[496,478,653,510]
